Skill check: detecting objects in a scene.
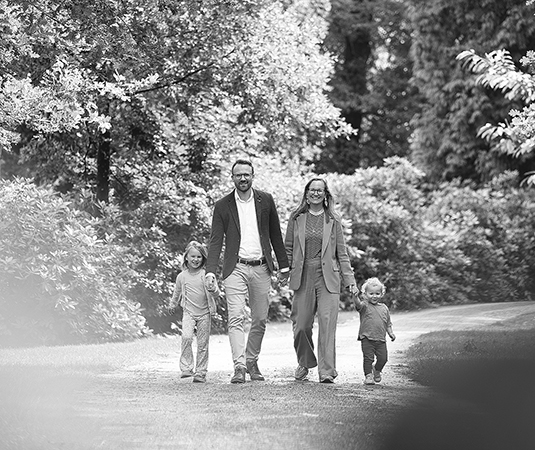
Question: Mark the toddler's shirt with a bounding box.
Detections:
[356,300,392,342]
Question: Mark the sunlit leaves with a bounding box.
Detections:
[458,48,535,184]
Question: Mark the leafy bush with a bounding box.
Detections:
[0,179,150,347]
[426,172,535,303]
[330,160,535,309]
[331,158,473,309]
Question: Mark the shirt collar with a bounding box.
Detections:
[234,188,254,204]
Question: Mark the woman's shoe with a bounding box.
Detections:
[193,374,206,383]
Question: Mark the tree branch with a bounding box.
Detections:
[132,48,236,95]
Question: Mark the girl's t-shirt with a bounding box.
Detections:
[182,270,209,317]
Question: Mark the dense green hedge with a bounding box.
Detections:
[0,179,150,347]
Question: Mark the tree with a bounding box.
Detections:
[457,48,535,185]
[408,0,535,183]
[1,1,350,191]
[1,0,351,326]
[313,0,417,173]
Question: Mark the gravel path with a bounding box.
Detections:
[17,301,535,450]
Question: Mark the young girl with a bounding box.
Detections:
[353,277,396,385]
[169,241,219,383]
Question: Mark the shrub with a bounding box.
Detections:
[0,179,150,347]
[331,158,473,309]
[426,172,535,303]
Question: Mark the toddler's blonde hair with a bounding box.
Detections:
[361,277,386,296]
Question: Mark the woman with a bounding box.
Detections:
[285,178,357,383]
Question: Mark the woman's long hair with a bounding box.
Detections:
[289,178,340,223]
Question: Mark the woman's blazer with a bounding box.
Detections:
[284,212,355,293]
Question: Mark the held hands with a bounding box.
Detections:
[347,284,359,296]
[277,270,290,286]
[205,272,217,292]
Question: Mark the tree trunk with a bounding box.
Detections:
[96,130,111,205]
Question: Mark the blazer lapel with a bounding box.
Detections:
[228,192,240,233]
[322,216,334,257]
[297,214,307,258]
[254,189,262,230]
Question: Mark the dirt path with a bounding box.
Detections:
[21,302,535,449]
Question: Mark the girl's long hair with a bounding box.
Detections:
[289,178,340,223]
[182,240,208,270]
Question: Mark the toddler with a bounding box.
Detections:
[353,277,396,385]
[169,241,219,383]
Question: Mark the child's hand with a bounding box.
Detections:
[168,306,176,315]
[205,272,217,292]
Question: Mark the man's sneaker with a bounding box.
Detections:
[294,365,309,381]
[364,373,375,385]
[193,374,206,383]
[320,376,334,384]
[180,371,194,379]
[230,366,246,384]
[372,366,382,383]
[246,360,265,381]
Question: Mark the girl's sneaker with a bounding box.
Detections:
[364,373,375,385]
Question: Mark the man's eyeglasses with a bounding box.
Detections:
[309,189,325,194]
[233,173,252,180]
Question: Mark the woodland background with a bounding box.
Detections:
[1,0,535,347]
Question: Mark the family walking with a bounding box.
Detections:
[170,158,395,385]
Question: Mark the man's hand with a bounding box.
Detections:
[390,333,396,342]
[205,272,217,292]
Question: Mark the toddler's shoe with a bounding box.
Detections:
[372,366,382,383]
[364,373,375,385]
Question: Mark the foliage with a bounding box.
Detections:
[426,171,535,303]
[408,0,535,183]
[314,0,416,173]
[0,179,149,347]
[1,0,350,165]
[457,49,535,185]
[330,157,472,309]
[1,0,352,327]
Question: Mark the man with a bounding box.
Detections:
[206,159,289,384]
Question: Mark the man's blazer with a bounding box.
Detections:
[206,189,289,279]
[285,212,355,293]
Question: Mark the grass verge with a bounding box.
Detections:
[383,312,535,450]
